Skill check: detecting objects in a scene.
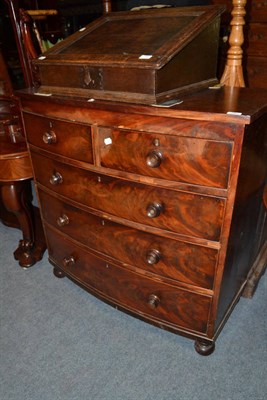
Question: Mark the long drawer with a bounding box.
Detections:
[39,189,218,289]
[46,226,212,334]
[23,113,93,163]
[99,127,232,189]
[32,152,225,241]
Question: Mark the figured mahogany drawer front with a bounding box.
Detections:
[99,128,232,189]
[39,190,218,289]
[23,113,93,163]
[46,227,211,334]
[32,153,225,241]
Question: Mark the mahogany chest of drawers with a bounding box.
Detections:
[19,86,267,354]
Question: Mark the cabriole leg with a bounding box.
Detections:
[1,181,46,268]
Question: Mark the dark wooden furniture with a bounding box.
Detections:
[14,1,266,353]
[31,6,224,104]
[0,50,46,268]
[18,84,267,354]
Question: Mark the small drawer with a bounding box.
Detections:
[32,153,225,241]
[245,57,267,89]
[249,1,267,22]
[99,127,232,189]
[246,23,267,57]
[23,113,93,163]
[39,190,218,289]
[46,227,211,334]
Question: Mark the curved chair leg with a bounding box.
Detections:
[1,180,46,268]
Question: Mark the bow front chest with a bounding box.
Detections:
[19,87,267,354]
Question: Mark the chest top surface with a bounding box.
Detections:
[19,86,267,126]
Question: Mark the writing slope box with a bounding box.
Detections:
[33,5,225,105]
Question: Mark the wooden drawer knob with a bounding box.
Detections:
[63,256,75,268]
[146,249,161,265]
[147,294,160,309]
[57,214,69,227]
[50,172,63,185]
[146,202,163,218]
[146,150,162,168]
[43,130,57,144]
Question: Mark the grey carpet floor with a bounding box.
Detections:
[1,222,266,400]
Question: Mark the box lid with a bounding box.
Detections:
[33,5,225,104]
[36,6,224,69]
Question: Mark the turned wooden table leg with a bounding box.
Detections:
[1,180,46,268]
[220,0,247,87]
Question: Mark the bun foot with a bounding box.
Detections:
[194,339,215,356]
[53,267,66,278]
